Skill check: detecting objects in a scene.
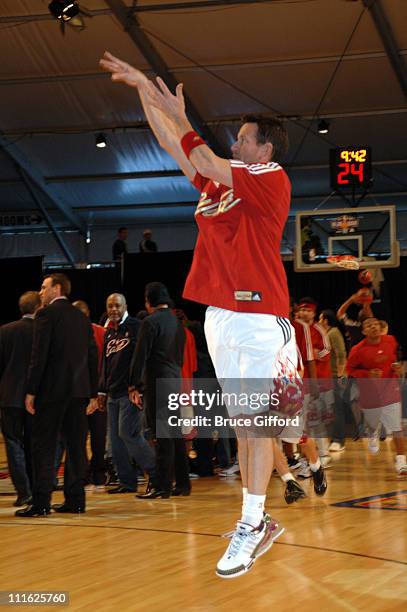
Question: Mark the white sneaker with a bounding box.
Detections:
[218,462,240,477]
[368,435,380,454]
[216,520,271,579]
[329,442,345,452]
[222,513,284,546]
[297,459,312,479]
[395,461,407,475]
[320,455,332,468]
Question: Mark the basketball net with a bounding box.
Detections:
[326,255,360,270]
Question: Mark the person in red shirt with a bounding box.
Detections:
[296,298,334,463]
[100,51,296,579]
[73,301,107,489]
[347,317,407,474]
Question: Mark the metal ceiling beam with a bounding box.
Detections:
[16,167,75,266]
[0,158,406,186]
[0,135,87,235]
[2,106,407,138]
[0,1,272,24]
[4,50,407,87]
[3,49,407,88]
[363,0,407,100]
[105,0,227,156]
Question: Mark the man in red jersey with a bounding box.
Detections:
[289,315,328,493]
[296,297,333,463]
[347,317,407,474]
[100,52,298,579]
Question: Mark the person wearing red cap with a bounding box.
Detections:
[296,297,333,465]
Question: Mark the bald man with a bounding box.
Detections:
[99,293,156,493]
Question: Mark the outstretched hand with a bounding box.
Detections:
[99,51,147,88]
[144,77,186,123]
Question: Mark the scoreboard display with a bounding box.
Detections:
[330,147,372,190]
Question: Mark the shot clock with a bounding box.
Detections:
[330,147,372,190]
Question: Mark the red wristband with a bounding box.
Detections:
[181,130,205,159]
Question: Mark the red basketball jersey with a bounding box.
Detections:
[183,161,291,316]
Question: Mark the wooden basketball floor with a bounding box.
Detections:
[1,439,407,611]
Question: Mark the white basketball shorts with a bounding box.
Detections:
[204,306,299,419]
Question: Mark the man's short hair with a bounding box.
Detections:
[145,282,172,307]
[19,291,41,315]
[242,114,289,162]
[298,296,318,308]
[106,293,126,306]
[118,227,127,234]
[73,300,90,317]
[45,273,71,297]
[361,315,377,328]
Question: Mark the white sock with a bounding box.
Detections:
[281,473,295,483]
[310,458,321,472]
[242,493,265,527]
[242,487,248,513]
[395,454,406,465]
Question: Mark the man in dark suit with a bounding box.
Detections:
[16,273,99,517]
[129,282,190,499]
[0,291,41,507]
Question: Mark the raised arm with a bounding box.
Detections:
[144,76,232,187]
[337,295,355,319]
[99,52,196,182]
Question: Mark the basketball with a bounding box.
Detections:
[358,269,372,285]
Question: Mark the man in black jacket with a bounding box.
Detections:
[129,282,190,498]
[16,273,99,517]
[0,291,41,507]
[99,293,156,494]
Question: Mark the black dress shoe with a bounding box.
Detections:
[107,485,136,494]
[13,495,33,507]
[15,504,50,517]
[171,487,191,497]
[136,487,171,499]
[52,503,85,514]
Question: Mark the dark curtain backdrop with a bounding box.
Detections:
[1,253,405,354]
[0,256,43,325]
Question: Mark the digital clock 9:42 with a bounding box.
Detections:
[330,147,372,190]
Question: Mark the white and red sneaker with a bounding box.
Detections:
[216,520,269,579]
[217,514,283,578]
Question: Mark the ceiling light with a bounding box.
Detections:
[318,119,330,134]
[48,1,80,22]
[95,133,107,148]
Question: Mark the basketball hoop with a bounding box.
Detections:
[326,255,360,270]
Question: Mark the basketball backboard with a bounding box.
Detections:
[294,205,399,272]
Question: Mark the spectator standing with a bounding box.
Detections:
[0,291,41,507]
[16,274,99,517]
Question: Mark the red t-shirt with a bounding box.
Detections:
[310,323,332,379]
[182,160,291,316]
[347,335,400,409]
[292,320,313,371]
[92,323,106,371]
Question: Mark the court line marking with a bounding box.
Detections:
[1,520,406,567]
